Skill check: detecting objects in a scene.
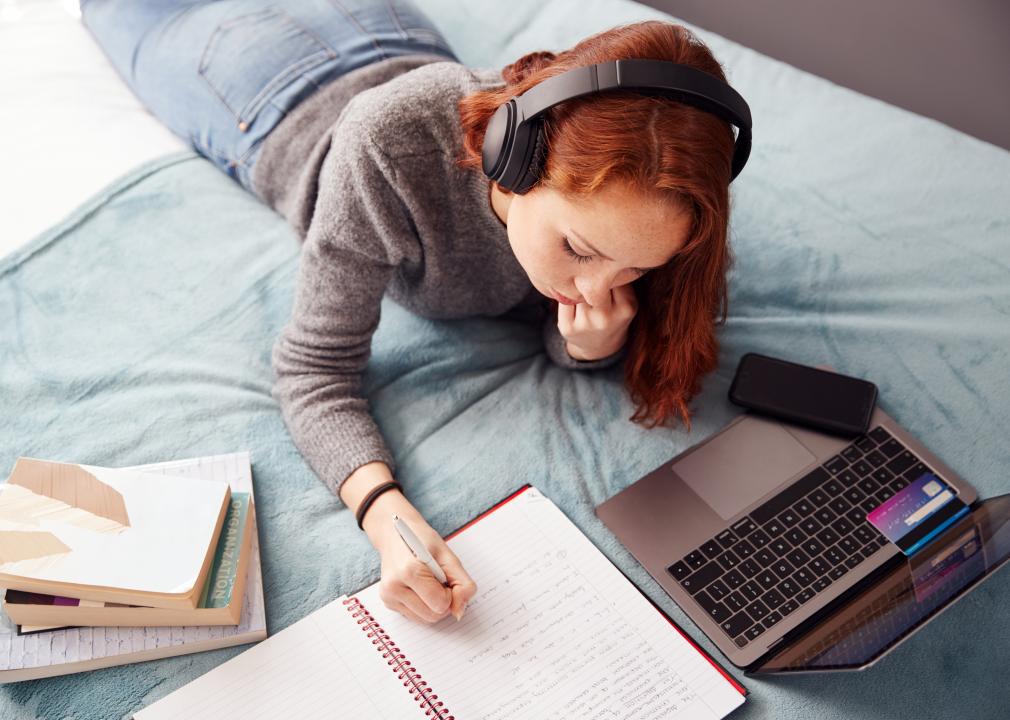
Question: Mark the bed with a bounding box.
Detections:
[2,1,1008,718]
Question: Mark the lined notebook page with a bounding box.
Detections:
[0,453,266,683]
[354,487,745,720]
[134,599,422,720]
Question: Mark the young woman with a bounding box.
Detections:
[82,1,745,627]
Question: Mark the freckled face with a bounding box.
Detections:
[492,181,692,307]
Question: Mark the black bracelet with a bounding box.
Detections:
[355,481,403,531]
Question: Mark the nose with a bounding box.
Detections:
[573,269,618,308]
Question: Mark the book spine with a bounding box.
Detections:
[342,597,452,720]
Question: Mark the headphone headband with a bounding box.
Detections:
[482,58,753,193]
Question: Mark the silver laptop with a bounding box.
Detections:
[596,401,1010,673]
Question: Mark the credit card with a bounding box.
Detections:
[866,472,969,555]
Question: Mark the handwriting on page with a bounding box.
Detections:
[380,539,701,719]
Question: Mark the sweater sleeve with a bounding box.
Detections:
[271,121,412,505]
[540,306,626,371]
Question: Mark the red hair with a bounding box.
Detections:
[457,21,736,430]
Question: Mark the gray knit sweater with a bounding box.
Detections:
[253,56,622,504]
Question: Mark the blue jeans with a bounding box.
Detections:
[81,0,458,190]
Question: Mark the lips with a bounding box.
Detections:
[551,289,580,305]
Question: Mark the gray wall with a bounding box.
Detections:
[638,0,1010,151]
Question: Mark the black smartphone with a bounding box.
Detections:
[728,352,878,438]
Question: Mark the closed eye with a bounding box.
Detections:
[562,236,593,264]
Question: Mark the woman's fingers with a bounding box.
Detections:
[436,549,478,619]
[557,300,576,334]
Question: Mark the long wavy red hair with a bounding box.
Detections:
[457,21,736,430]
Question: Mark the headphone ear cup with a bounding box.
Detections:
[512,120,548,195]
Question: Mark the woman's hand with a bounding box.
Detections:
[341,462,478,625]
[557,284,638,361]
[369,509,477,624]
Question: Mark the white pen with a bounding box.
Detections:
[393,514,448,585]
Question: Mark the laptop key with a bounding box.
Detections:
[762,610,784,630]
[668,561,692,581]
[745,600,771,621]
[814,507,837,526]
[837,468,860,487]
[876,487,895,503]
[844,487,867,505]
[763,518,786,537]
[701,539,722,558]
[816,527,841,547]
[824,478,844,497]
[808,557,830,577]
[812,576,832,592]
[853,525,876,544]
[808,489,830,507]
[778,508,801,528]
[841,446,862,463]
[761,589,786,611]
[707,580,730,601]
[792,567,814,587]
[731,517,757,537]
[684,550,707,569]
[844,551,865,570]
[829,565,847,580]
[847,507,867,525]
[868,426,893,444]
[769,539,791,557]
[740,581,763,601]
[870,467,894,485]
[885,450,916,476]
[721,610,754,639]
[892,476,910,491]
[755,570,778,591]
[785,528,807,547]
[771,559,795,579]
[724,569,746,590]
[786,548,810,568]
[680,561,722,594]
[716,529,738,549]
[717,549,741,571]
[851,459,873,476]
[864,450,888,469]
[800,517,823,535]
[829,496,851,516]
[877,436,904,457]
[823,546,846,566]
[854,436,876,453]
[695,590,731,623]
[824,455,848,474]
[754,548,777,568]
[726,592,747,612]
[838,536,860,555]
[734,636,749,648]
[779,599,799,616]
[748,529,771,549]
[802,538,826,557]
[832,516,855,537]
[778,577,801,598]
[797,587,815,604]
[733,539,756,559]
[745,624,766,641]
[793,498,816,517]
[739,559,762,578]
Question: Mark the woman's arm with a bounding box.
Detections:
[271,115,476,622]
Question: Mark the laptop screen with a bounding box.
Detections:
[752,494,1010,672]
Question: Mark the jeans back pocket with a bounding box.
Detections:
[199,7,338,128]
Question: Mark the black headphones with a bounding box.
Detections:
[481,58,752,194]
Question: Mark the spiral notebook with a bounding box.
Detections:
[135,486,747,719]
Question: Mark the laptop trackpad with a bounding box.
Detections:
[675,418,816,521]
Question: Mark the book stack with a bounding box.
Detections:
[0,452,267,682]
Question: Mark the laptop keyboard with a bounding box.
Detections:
[666,425,937,649]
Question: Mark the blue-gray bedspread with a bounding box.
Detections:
[2,1,1009,717]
